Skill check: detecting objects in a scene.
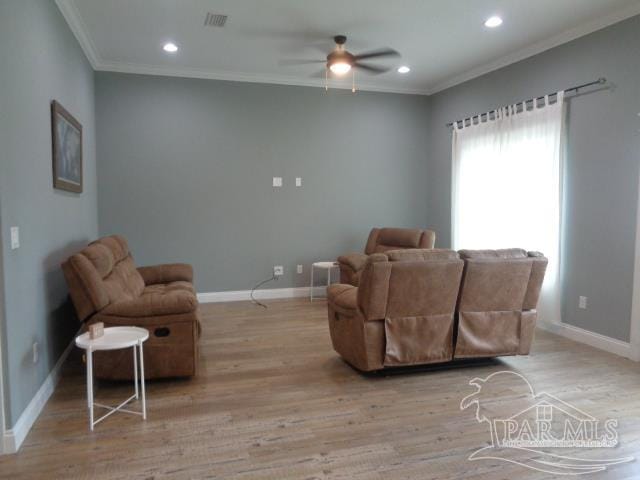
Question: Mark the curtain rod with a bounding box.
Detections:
[446,77,607,127]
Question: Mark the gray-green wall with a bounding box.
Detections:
[427,16,640,341]
[96,74,430,292]
[0,0,98,426]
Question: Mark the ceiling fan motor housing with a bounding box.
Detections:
[334,35,347,45]
[327,50,355,68]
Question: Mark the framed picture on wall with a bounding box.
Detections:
[51,100,83,193]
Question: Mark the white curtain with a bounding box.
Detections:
[452,92,565,324]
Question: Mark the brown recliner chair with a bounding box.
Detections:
[327,248,547,372]
[454,249,548,358]
[62,235,200,379]
[338,228,436,286]
[328,249,464,371]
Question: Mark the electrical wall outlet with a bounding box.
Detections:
[578,296,588,309]
[297,264,303,274]
[32,342,38,364]
[272,177,283,187]
[10,226,20,249]
[295,177,302,187]
[274,265,284,277]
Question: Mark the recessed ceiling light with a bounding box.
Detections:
[397,66,410,74]
[484,16,503,28]
[163,42,178,53]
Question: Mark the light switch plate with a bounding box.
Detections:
[10,226,19,249]
[297,264,303,274]
[273,177,283,187]
[295,177,302,187]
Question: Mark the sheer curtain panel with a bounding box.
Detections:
[451,92,565,324]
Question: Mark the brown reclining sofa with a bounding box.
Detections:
[327,248,547,371]
[62,235,200,380]
[338,227,436,286]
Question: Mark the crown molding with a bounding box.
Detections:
[55,0,429,95]
[95,60,430,95]
[55,0,428,96]
[428,2,640,94]
[55,0,101,69]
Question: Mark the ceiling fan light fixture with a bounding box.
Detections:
[397,66,410,74]
[329,62,352,75]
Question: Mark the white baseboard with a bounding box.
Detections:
[2,334,77,454]
[537,321,634,359]
[197,286,327,303]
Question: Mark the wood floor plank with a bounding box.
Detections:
[1,298,639,479]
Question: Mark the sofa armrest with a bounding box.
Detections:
[137,263,193,285]
[337,253,369,272]
[327,284,358,313]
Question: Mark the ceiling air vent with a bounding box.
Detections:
[204,13,228,27]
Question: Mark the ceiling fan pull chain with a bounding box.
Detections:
[352,69,356,93]
[325,68,328,92]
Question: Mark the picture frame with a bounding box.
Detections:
[51,100,83,193]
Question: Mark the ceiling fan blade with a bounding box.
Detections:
[354,48,400,60]
[354,63,390,74]
[279,59,326,66]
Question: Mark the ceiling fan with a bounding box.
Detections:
[282,35,400,91]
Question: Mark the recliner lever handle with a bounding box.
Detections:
[154,327,171,337]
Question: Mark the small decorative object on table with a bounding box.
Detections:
[88,322,104,340]
[75,326,149,431]
[310,261,339,301]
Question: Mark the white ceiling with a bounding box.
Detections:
[57,0,640,95]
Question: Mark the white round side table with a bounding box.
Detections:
[310,261,339,301]
[75,326,149,431]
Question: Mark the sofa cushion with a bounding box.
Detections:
[377,228,422,248]
[102,256,146,303]
[62,235,147,320]
[94,235,129,263]
[102,284,198,317]
[458,248,527,259]
[143,281,195,295]
[386,248,458,262]
[82,243,115,277]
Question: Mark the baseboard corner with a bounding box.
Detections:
[2,333,77,454]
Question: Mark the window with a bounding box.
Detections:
[451,93,565,323]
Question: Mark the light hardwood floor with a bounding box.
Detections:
[1,298,639,479]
